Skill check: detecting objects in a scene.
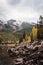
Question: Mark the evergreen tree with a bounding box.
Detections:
[23,31,26,39]
[37,16,43,40]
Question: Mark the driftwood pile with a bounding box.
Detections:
[8,41,43,65]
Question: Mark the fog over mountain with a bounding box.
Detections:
[0,19,34,33]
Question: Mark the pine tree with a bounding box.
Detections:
[37,16,43,40]
[23,31,26,39]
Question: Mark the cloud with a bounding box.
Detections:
[7,0,20,5]
[0,0,43,23]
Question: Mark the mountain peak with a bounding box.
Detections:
[7,19,16,22]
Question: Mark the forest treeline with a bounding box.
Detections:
[0,16,43,44]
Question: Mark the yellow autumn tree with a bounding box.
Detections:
[31,26,37,41]
[25,34,31,43]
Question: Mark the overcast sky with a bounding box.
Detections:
[0,0,43,23]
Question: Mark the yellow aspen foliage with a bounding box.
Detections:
[25,34,31,43]
[16,40,19,44]
[27,35,31,43]
[7,40,14,43]
[32,26,37,41]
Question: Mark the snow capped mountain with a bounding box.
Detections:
[0,19,34,33]
[7,19,19,30]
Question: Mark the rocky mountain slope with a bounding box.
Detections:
[0,20,34,33]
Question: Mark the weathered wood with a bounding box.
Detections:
[8,41,43,65]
